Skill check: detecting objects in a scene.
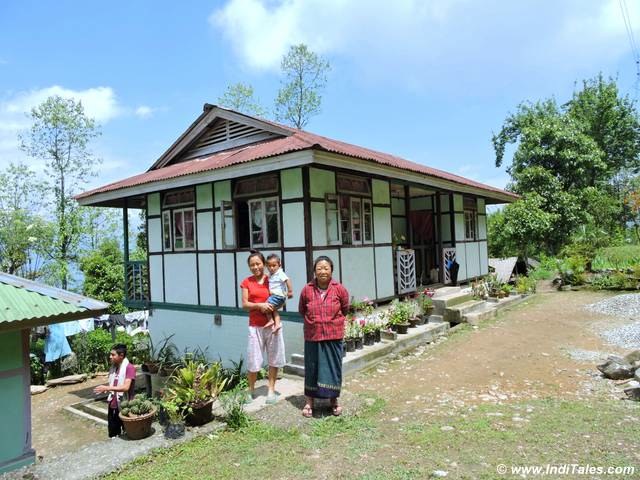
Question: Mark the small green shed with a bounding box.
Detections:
[0,272,108,474]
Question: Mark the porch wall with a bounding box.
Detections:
[148,308,305,364]
[451,195,488,282]
[0,330,34,474]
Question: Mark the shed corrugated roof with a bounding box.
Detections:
[76,108,519,202]
[0,272,109,331]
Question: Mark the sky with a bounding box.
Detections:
[1,0,639,194]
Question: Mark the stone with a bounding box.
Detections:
[440,425,454,431]
[623,350,640,365]
[45,373,87,386]
[431,470,448,478]
[623,381,640,401]
[30,385,48,395]
[635,368,640,383]
[597,359,635,380]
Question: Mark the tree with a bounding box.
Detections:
[275,44,330,129]
[217,82,267,117]
[492,75,640,257]
[0,163,52,278]
[80,239,127,314]
[20,95,101,288]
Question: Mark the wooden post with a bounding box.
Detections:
[123,199,129,303]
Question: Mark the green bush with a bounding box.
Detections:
[529,254,557,281]
[557,256,587,286]
[219,388,250,430]
[515,275,537,294]
[592,245,640,271]
[70,329,148,373]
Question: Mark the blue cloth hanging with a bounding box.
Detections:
[44,323,72,362]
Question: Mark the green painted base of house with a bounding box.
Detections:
[0,450,36,474]
[137,301,304,322]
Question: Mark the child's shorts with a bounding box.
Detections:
[267,294,286,309]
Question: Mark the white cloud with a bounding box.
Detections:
[134,105,155,119]
[0,85,143,173]
[211,0,640,92]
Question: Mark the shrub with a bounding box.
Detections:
[219,388,250,430]
[592,245,640,271]
[70,329,148,373]
[529,254,557,281]
[557,256,587,286]
[516,275,537,294]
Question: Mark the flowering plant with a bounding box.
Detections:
[417,288,435,314]
[344,317,363,339]
[350,297,375,316]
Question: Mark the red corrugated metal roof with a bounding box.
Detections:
[77,119,517,201]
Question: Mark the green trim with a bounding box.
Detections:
[149,302,304,322]
[0,451,36,474]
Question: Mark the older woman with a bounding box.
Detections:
[240,250,285,404]
[298,255,350,417]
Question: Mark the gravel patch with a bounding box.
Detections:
[585,293,640,319]
[600,321,640,350]
[564,348,610,363]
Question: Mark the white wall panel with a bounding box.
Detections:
[341,247,376,301]
[309,168,335,197]
[310,201,327,247]
[198,254,216,305]
[465,242,480,279]
[197,212,214,250]
[455,244,467,282]
[372,179,390,204]
[479,241,489,275]
[148,218,162,253]
[281,168,303,199]
[375,246,395,298]
[440,214,451,242]
[373,207,391,244]
[149,255,164,302]
[216,253,237,307]
[478,215,487,239]
[454,213,465,242]
[164,254,198,304]
[196,183,213,209]
[147,193,160,216]
[284,251,307,312]
[282,202,305,247]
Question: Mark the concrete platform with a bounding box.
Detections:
[284,321,450,378]
[463,294,529,325]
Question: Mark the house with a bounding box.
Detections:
[0,272,108,474]
[76,105,517,362]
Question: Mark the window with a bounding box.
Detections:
[221,201,236,249]
[336,174,371,195]
[248,197,280,248]
[173,208,195,250]
[325,194,341,245]
[334,196,373,246]
[163,188,194,207]
[363,199,373,243]
[162,211,172,250]
[464,210,476,241]
[234,175,279,198]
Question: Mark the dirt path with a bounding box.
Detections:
[30,375,107,460]
[347,289,625,412]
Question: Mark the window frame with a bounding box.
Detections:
[162,210,172,251]
[247,196,281,248]
[325,194,341,245]
[333,195,374,246]
[221,200,236,249]
[464,209,477,241]
[172,207,196,251]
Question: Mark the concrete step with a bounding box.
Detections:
[464,294,529,325]
[427,314,445,323]
[290,353,304,366]
[443,299,486,323]
[432,291,474,315]
[283,363,305,377]
[431,286,461,298]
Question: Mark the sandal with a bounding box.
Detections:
[331,400,342,416]
[302,404,313,418]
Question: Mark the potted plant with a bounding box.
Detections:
[388,301,412,334]
[501,284,513,297]
[344,317,357,352]
[417,288,435,322]
[354,319,364,349]
[362,320,376,346]
[119,394,156,440]
[144,335,179,397]
[161,399,185,439]
[165,360,227,427]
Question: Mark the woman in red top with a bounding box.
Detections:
[298,255,350,417]
[240,250,286,404]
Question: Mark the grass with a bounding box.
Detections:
[593,245,640,271]
[103,390,639,480]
